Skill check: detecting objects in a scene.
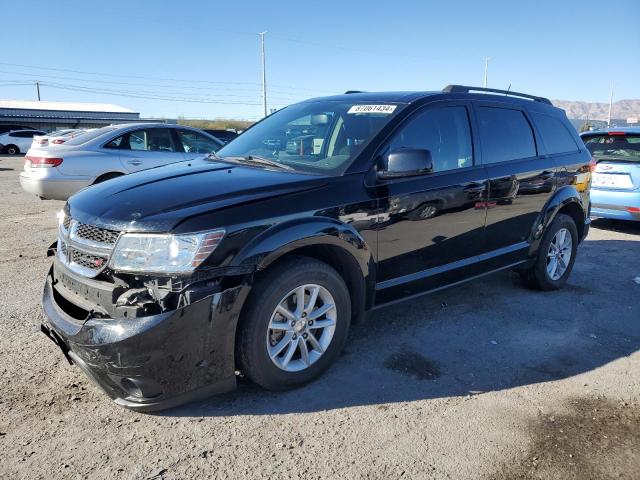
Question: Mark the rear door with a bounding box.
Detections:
[375,101,489,301]
[476,103,559,255]
[113,127,185,172]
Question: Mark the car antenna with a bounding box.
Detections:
[505,84,511,95]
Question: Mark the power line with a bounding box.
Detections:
[0,61,336,94]
[0,78,304,104]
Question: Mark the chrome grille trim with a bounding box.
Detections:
[58,219,120,278]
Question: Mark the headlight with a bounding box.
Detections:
[109,229,225,274]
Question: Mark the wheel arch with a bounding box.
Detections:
[232,217,376,323]
[534,185,587,246]
[93,171,125,184]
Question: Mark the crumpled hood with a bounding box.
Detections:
[67,159,328,232]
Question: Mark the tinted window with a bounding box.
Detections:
[583,134,640,163]
[531,112,579,154]
[389,106,473,172]
[125,128,176,152]
[477,107,536,163]
[12,131,41,138]
[176,129,221,154]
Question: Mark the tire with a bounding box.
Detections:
[520,213,578,290]
[93,172,123,184]
[5,145,19,155]
[238,255,351,391]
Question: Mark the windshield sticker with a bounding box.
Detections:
[347,104,397,115]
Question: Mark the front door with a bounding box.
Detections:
[375,102,489,302]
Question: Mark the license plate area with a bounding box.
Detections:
[52,259,121,315]
[592,173,633,189]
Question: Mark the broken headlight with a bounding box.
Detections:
[109,229,225,274]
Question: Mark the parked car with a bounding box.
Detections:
[581,128,640,221]
[0,129,46,154]
[19,123,223,200]
[204,129,239,144]
[32,129,84,148]
[0,125,34,135]
[40,86,592,411]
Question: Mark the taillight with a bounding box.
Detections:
[25,155,63,168]
[51,139,66,144]
[627,207,640,213]
[589,157,597,173]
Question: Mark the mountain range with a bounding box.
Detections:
[552,99,640,121]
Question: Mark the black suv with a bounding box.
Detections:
[41,85,592,411]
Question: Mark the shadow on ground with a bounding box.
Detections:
[162,237,640,418]
[591,218,640,235]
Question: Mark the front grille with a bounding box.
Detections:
[75,223,120,246]
[62,216,71,231]
[58,218,120,277]
[59,240,108,273]
[71,249,108,271]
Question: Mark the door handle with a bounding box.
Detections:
[127,160,143,166]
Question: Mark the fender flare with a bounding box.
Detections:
[530,185,587,250]
[230,216,376,315]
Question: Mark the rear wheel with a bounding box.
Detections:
[520,213,578,290]
[5,145,19,155]
[238,256,351,391]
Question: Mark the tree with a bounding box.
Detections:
[579,121,593,133]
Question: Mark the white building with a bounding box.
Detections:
[0,99,144,132]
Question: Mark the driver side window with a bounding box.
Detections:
[389,106,473,172]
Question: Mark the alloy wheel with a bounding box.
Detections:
[547,227,572,281]
[266,284,337,372]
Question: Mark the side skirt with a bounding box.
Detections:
[371,259,528,311]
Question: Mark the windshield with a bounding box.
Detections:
[216,101,403,175]
[584,134,640,163]
[63,126,117,146]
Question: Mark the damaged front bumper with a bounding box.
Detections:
[41,259,251,412]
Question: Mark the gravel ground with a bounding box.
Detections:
[0,154,639,480]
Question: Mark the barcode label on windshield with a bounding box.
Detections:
[347,105,397,114]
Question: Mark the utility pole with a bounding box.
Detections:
[483,57,491,88]
[35,80,41,101]
[259,32,267,118]
[607,81,614,128]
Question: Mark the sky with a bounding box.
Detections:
[1,0,638,120]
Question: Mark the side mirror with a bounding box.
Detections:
[377,148,434,179]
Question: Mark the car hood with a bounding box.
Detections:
[67,159,329,232]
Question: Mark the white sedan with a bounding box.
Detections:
[19,123,223,200]
[0,129,47,154]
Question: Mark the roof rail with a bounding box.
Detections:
[442,85,552,105]
[344,90,365,94]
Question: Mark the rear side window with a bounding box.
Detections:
[531,112,579,154]
[477,107,537,163]
[389,106,473,172]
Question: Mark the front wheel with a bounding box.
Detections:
[238,256,351,391]
[520,213,578,290]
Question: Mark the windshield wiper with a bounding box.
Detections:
[215,155,295,171]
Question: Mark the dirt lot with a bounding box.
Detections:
[0,154,638,479]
